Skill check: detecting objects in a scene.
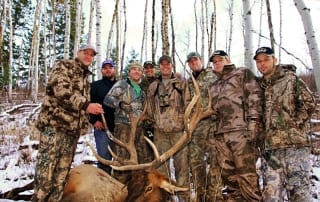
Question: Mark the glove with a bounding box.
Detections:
[119,101,132,112]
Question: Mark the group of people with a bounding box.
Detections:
[32,43,316,202]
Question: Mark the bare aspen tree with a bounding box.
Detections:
[200,0,205,58]
[212,0,217,51]
[151,0,156,62]
[50,0,57,66]
[42,1,48,85]
[294,0,320,92]
[193,0,198,52]
[278,0,283,61]
[169,0,177,71]
[227,0,234,55]
[120,0,127,74]
[265,0,275,51]
[73,0,83,57]
[0,0,6,77]
[87,0,95,45]
[257,1,263,47]
[140,0,149,62]
[30,0,43,103]
[64,0,71,59]
[106,0,119,60]
[161,0,170,55]
[116,1,120,77]
[95,0,102,78]
[8,0,13,102]
[242,0,255,73]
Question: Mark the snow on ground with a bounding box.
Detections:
[1,103,320,201]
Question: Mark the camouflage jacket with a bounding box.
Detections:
[36,58,92,135]
[261,65,316,150]
[210,64,263,134]
[104,78,145,125]
[140,76,157,94]
[188,68,217,108]
[146,74,191,133]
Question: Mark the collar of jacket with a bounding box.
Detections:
[214,64,235,79]
[157,73,175,81]
[261,65,287,88]
[192,68,204,79]
[102,76,116,84]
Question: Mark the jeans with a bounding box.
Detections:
[94,129,113,174]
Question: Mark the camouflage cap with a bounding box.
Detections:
[158,55,172,64]
[186,52,201,62]
[79,44,97,55]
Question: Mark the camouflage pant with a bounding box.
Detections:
[112,123,151,183]
[154,129,190,201]
[32,127,80,202]
[189,119,223,202]
[215,130,261,202]
[262,147,311,202]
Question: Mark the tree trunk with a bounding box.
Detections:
[8,0,13,103]
[73,0,83,58]
[265,0,275,51]
[87,0,94,45]
[161,0,170,55]
[120,0,127,74]
[151,0,156,62]
[95,0,102,78]
[30,0,42,103]
[140,0,149,62]
[242,0,255,73]
[0,0,6,82]
[227,0,234,55]
[293,0,320,93]
[64,0,71,59]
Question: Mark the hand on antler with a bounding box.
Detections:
[119,101,132,112]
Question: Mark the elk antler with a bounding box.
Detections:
[106,74,215,171]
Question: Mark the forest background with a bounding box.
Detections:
[0,0,320,105]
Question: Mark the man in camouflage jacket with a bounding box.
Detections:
[103,62,149,183]
[32,44,104,202]
[210,50,263,202]
[145,55,191,201]
[186,52,223,201]
[254,47,316,202]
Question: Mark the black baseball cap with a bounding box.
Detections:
[209,50,228,62]
[253,47,274,60]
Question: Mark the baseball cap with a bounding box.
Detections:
[129,61,143,71]
[143,61,155,68]
[79,44,97,55]
[101,59,115,68]
[253,47,274,60]
[186,52,201,62]
[209,50,228,62]
[158,55,172,64]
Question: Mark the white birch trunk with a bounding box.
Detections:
[140,0,149,62]
[8,0,13,102]
[87,0,94,45]
[42,0,48,86]
[64,0,71,59]
[74,0,83,57]
[293,0,320,93]
[0,0,6,77]
[50,0,56,67]
[95,0,102,78]
[242,0,255,73]
[31,0,42,103]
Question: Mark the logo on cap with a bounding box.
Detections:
[102,59,115,68]
[253,47,274,60]
[209,50,228,61]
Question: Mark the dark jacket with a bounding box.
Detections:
[89,77,117,132]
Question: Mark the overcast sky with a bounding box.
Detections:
[83,0,320,73]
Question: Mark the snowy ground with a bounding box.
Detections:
[1,103,320,201]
